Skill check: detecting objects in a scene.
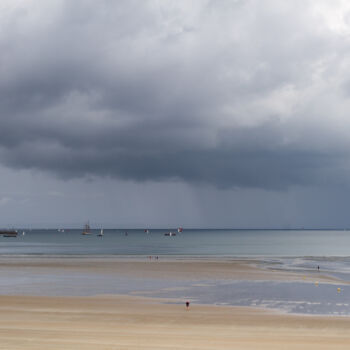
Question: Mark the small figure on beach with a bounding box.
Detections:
[186,301,190,310]
[317,265,320,271]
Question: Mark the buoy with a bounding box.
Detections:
[337,288,341,293]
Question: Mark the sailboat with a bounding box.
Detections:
[164,231,176,236]
[82,223,92,235]
[97,229,104,237]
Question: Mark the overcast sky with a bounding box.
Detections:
[1,0,350,228]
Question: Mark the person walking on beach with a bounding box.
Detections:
[186,301,190,310]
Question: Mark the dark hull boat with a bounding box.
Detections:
[0,230,17,238]
[82,223,92,235]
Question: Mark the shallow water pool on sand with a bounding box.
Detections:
[147,280,350,316]
[1,253,350,316]
[0,263,348,316]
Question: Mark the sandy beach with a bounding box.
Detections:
[0,257,348,348]
[0,294,350,349]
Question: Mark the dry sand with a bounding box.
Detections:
[0,294,349,349]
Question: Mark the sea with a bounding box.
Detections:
[2,228,350,316]
[2,228,350,256]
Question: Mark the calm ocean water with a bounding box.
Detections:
[1,228,350,256]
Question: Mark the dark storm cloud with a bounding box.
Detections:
[1,0,350,189]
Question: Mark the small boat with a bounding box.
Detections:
[164,232,176,236]
[82,223,92,235]
[144,229,150,233]
[0,230,17,238]
[97,229,104,237]
[22,231,25,236]
[177,227,183,233]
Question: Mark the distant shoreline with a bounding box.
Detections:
[6,227,350,230]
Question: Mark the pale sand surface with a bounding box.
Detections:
[0,256,340,282]
[0,257,347,349]
[0,294,350,350]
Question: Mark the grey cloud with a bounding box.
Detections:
[0,0,349,189]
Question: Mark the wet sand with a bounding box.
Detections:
[0,294,350,349]
[0,255,338,282]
